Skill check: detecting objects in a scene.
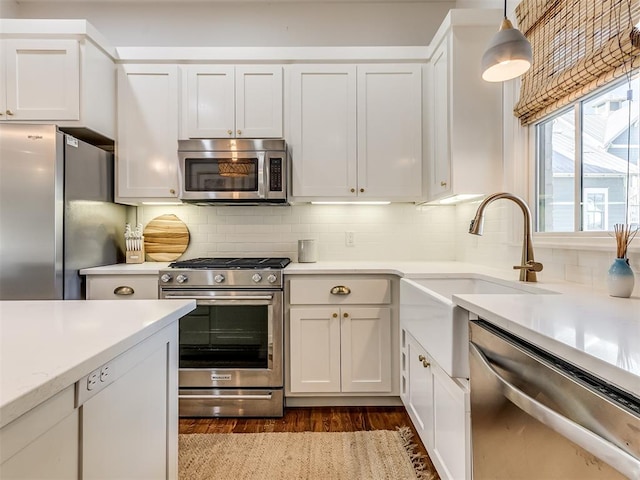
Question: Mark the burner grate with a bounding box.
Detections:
[168,257,291,269]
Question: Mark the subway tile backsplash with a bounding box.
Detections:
[139,203,457,262]
[139,201,638,295]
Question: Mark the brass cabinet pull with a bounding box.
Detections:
[343,312,349,318]
[6,110,14,116]
[332,313,338,318]
[227,130,233,135]
[169,188,176,195]
[360,188,364,193]
[350,188,356,193]
[330,285,351,295]
[440,181,447,187]
[113,286,135,296]
[237,130,242,135]
[418,355,430,368]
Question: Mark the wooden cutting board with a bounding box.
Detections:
[143,214,190,262]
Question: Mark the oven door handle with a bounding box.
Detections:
[163,294,274,301]
[179,393,273,400]
[470,342,640,479]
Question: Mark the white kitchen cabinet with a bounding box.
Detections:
[288,64,422,201]
[289,307,342,392]
[432,366,470,480]
[116,64,180,202]
[0,387,79,479]
[85,274,159,300]
[287,275,397,398]
[181,65,283,139]
[401,330,435,451]
[78,322,178,479]
[0,38,115,138]
[356,65,422,198]
[290,306,391,394]
[400,324,471,480]
[425,10,503,203]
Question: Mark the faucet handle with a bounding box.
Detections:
[513,261,544,272]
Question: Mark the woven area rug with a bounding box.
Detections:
[179,426,435,480]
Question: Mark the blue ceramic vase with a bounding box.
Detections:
[607,258,635,298]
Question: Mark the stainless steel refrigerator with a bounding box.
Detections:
[0,124,130,300]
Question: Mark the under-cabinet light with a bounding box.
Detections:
[310,201,391,205]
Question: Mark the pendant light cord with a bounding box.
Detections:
[503,0,507,19]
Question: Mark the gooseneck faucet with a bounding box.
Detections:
[469,192,543,282]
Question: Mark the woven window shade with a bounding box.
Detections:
[514,0,640,126]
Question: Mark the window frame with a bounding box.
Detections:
[531,74,638,246]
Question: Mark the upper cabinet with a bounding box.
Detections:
[288,64,422,201]
[425,10,504,203]
[0,36,116,139]
[116,64,180,203]
[180,65,283,139]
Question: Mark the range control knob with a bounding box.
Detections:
[214,274,225,284]
[176,274,188,284]
[267,274,277,284]
[252,273,262,283]
[160,273,172,283]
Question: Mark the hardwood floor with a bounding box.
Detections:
[179,406,440,479]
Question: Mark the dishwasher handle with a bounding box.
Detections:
[470,342,640,479]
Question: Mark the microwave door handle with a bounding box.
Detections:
[469,342,640,479]
[258,153,266,198]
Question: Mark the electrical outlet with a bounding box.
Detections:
[345,231,355,247]
[87,370,99,391]
[100,364,111,382]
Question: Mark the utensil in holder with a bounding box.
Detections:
[125,223,145,263]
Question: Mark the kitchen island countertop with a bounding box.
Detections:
[0,299,195,428]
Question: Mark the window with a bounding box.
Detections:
[536,76,640,233]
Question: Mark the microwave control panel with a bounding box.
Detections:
[269,158,283,191]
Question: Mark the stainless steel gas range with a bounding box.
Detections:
[159,257,290,417]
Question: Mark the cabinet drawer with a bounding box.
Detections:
[289,277,390,305]
[85,275,158,300]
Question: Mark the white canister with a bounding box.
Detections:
[298,239,317,263]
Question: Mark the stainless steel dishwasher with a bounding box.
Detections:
[469,319,640,479]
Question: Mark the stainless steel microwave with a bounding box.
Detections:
[178,139,287,205]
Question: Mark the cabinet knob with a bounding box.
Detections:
[113,286,134,296]
[343,312,349,318]
[360,188,364,193]
[227,130,233,135]
[169,189,176,195]
[418,355,430,368]
[332,313,338,318]
[330,285,351,295]
[440,181,447,187]
[237,130,242,135]
[6,110,14,116]
[350,188,356,193]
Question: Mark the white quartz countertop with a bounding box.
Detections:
[80,262,170,275]
[80,260,639,396]
[0,299,195,428]
[454,292,640,395]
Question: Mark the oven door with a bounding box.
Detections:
[162,289,283,388]
[179,151,265,201]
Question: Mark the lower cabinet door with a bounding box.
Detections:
[0,390,79,480]
[289,307,341,393]
[81,330,175,480]
[405,332,434,450]
[433,366,470,480]
[341,307,391,393]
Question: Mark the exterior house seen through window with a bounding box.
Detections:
[536,76,640,233]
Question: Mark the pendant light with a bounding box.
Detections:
[481,0,532,82]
